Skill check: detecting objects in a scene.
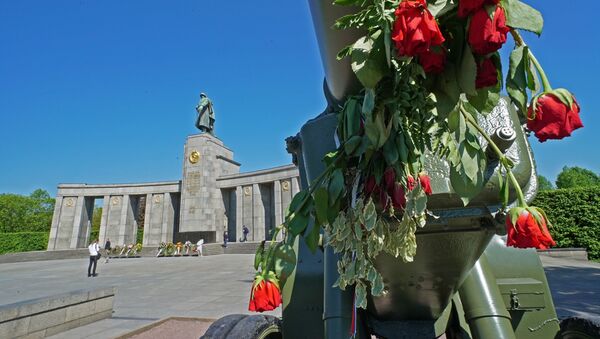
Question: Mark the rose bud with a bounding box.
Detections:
[364,175,377,196]
[468,6,509,55]
[475,58,498,89]
[383,167,396,192]
[418,47,446,74]
[418,173,433,195]
[392,0,445,57]
[458,0,500,18]
[248,279,282,312]
[407,174,416,191]
[391,182,407,210]
[505,210,556,250]
[527,90,583,142]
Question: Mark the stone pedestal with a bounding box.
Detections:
[179,133,240,241]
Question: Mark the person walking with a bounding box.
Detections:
[223,230,228,248]
[104,238,111,263]
[88,239,100,277]
[241,225,249,242]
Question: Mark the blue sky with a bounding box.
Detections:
[1,0,598,196]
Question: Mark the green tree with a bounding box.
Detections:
[537,175,554,191]
[0,190,55,233]
[555,166,600,189]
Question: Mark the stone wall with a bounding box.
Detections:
[0,287,115,338]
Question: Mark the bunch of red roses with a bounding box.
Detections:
[391,0,582,143]
[364,168,432,213]
[388,0,584,249]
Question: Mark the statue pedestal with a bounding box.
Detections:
[179,133,240,241]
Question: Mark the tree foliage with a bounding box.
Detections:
[0,190,55,233]
[537,175,554,191]
[533,186,600,260]
[0,232,48,254]
[555,166,600,189]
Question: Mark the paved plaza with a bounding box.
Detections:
[0,254,598,338]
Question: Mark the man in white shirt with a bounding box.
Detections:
[88,239,100,277]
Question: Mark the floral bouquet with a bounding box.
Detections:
[166,242,175,256]
[249,0,582,313]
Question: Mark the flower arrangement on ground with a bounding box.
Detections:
[250,0,582,312]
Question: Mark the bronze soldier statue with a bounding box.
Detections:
[195,93,215,135]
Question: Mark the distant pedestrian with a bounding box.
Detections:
[223,230,228,248]
[196,239,204,257]
[241,225,249,242]
[104,238,111,263]
[88,239,100,277]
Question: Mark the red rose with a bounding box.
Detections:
[418,47,446,74]
[248,279,282,312]
[392,0,445,57]
[383,167,396,192]
[527,92,583,142]
[364,175,377,196]
[468,6,509,55]
[458,0,500,18]
[506,211,556,250]
[418,173,433,195]
[475,58,498,89]
[391,183,407,210]
[407,174,416,191]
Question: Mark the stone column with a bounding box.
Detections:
[252,183,265,241]
[291,177,300,196]
[162,193,174,243]
[273,181,283,241]
[118,195,130,245]
[47,197,63,250]
[98,196,110,245]
[69,196,85,249]
[143,193,153,246]
[236,186,243,242]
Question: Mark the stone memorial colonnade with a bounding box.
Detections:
[47,133,300,250]
[47,181,181,250]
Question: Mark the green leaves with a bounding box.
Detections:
[351,30,388,89]
[447,104,488,205]
[273,243,296,288]
[502,0,543,35]
[458,45,477,96]
[507,45,529,114]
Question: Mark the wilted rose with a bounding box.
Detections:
[418,47,446,74]
[527,91,583,142]
[458,0,500,18]
[392,0,445,57]
[407,174,416,191]
[248,279,282,312]
[364,175,377,196]
[506,211,556,250]
[475,58,498,89]
[468,6,509,55]
[418,173,433,195]
[383,168,396,192]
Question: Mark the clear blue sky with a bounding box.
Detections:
[1,0,598,196]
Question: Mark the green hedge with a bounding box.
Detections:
[0,232,48,255]
[533,186,600,260]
